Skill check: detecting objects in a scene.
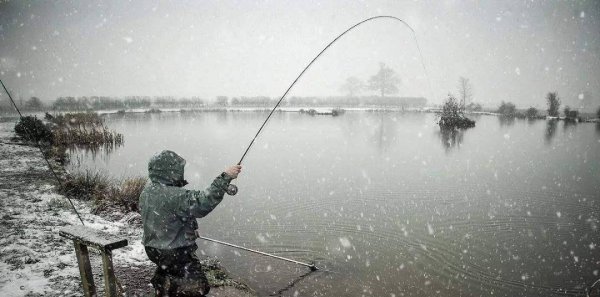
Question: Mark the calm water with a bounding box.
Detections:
[71,111,600,297]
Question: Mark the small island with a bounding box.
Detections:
[437,94,476,129]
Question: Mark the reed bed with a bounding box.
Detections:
[48,112,124,147]
[60,169,147,214]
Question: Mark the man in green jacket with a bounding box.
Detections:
[140,150,241,296]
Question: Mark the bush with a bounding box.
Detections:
[497,101,516,117]
[564,106,579,122]
[61,170,146,213]
[438,95,475,128]
[14,116,53,144]
[60,170,111,201]
[525,107,538,118]
[465,102,482,112]
[107,177,147,212]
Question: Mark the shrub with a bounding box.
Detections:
[60,170,111,201]
[525,107,538,118]
[109,177,147,212]
[438,95,475,128]
[61,170,146,213]
[497,101,516,117]
[564,106,579,121]
[14,116,53,144]
[466,102,482,112]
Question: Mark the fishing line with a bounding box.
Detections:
[212,15,432,271]
[236,15,433,167]
[0,79,86,225]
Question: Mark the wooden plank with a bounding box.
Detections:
[101,250,118,297]
[74,242,96,297]
[60,225,128,251]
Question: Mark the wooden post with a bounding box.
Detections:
[101,250,118,297]
[73,242,96,297]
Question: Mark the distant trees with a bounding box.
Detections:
[465,102,482,112]
[216,96,229,106]
[368,63,400,98]
[497,101,517,117]
[51,96,202,110]
[546,92,561,117]
[339,77,364,97]
[525,107,538,118]
[563,106,579,122]
[597,106,600,119]
[457,77,473,111]
[25,97,43,110]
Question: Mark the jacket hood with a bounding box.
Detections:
[148,150,186,186]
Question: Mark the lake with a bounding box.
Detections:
[70,111,600,297]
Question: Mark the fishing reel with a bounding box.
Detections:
[226,184,238,196]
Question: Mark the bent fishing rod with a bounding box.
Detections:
[224,15,431,197]
[212,15,432,271]
[0,79,86,225]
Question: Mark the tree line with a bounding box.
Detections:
[496,92,599,121]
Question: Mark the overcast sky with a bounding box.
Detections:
[0,0,598,108]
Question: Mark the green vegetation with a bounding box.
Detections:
[60,169,146,214]
[48,112,123,146]
[438,95,475,129]
[525,107,538,118]
[547,92,561,117]
[145,108,162,113]
[497,101,517,117]
[563,106,580,122]
[368,63,401,98]
[14,116,53,144]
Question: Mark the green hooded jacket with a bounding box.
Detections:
[140,150,232,250]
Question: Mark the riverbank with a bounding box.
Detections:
[0,118,255,297]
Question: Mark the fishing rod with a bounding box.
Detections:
[211,15,431,271]
[0,79,86,225]
[225,15,432,196]
[198,234,318,271]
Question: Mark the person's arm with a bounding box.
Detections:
[181,165,241,218]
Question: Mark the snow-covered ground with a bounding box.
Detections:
[0,119,255,297]
[0,120,151,296]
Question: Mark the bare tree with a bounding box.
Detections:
[339,77,364,97]
[368,63,400,98]
[457,77,473,111]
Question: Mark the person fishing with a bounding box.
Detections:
[139,150,241,296]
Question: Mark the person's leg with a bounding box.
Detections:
[144,247,168,296]
[146,245,210,296]
[173,245,210,296]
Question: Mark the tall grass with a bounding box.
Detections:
[60,169,146,214]
[48,112,124,147]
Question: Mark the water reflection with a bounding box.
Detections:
[437,127,464,151]
[498,116,515,127]
[596,123,600,136]
[545,120,558,144]
[562,119,577,131]
[68,112,600,297]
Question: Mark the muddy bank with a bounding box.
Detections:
[0,118,254,297]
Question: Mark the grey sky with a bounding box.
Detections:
[0,0,598,108]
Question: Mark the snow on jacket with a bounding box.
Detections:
[140,150,232,250]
